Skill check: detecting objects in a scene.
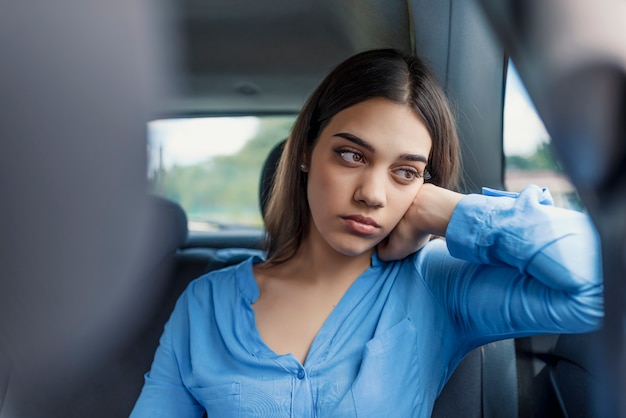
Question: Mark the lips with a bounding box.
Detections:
[341,215,381,235]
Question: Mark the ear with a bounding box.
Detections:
[300,152,310,168]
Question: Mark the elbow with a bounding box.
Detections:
[568,286,604,333]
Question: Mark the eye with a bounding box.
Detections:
[336,149,365,164]
[393,167,431,183]
[395,167,419,181]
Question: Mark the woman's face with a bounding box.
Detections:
[306,97,432,257]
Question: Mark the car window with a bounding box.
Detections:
[148,115,296,231]
[503,60,582,210]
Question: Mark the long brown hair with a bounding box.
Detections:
[263,48,460,265]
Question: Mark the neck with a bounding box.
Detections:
[281,227,373,286]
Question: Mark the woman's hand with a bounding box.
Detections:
[377,183,464,261]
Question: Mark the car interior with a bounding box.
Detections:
[1,0,624,417]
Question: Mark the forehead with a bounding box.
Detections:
[321,98,432,156]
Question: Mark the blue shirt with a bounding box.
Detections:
[130,186,603,417]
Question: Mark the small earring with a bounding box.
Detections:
[300,163,308,172]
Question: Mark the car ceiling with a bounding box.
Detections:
[165,0,413,115]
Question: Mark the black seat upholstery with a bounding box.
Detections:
[8,195,263,418]
[259,139,286,219]
[548,333,598,417]
[0,195,189,418]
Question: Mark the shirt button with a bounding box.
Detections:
[297,369,305,380]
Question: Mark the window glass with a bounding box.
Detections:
[504,61,582,210]
[148,115,296,231]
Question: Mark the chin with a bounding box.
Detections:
[337,247,371,257]
[330,237,380,258]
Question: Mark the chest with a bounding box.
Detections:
[252,286,343,364]
[189,316,432,418]
[181,261,454,416]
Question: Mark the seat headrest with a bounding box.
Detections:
[146,195,188,253]
[259,140,286,220]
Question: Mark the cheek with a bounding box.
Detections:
[307,168,347,212]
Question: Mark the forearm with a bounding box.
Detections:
[446,185,602,291]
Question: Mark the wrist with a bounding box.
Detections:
[412,184,464,237]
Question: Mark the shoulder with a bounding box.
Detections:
[182,255,260,308]
[381,238,457,293]
[162,256,259,338]
[382,238,472,316]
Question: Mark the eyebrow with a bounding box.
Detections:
[333,132,428,164]
[334,132,375,153]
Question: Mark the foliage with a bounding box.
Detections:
[505,141,563,172]
[150,116,295,227]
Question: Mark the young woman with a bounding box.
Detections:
[131,49,603,417]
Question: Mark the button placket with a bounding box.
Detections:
[292,366,314,418]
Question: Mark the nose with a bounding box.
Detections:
[354,169,386,208]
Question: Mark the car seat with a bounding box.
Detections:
[0,195,189,418]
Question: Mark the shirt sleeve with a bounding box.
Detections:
[129,290,205,418]
[421,184,603,356]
